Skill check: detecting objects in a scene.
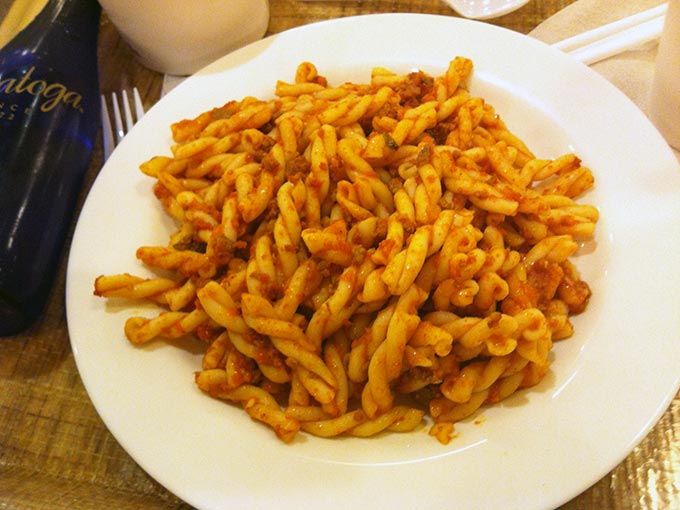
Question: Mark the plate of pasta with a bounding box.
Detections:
[66,13,680,510]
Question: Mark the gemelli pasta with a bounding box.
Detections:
[94,57,598,444]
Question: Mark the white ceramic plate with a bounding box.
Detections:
[66,13,680,510]
[444,0,531,19]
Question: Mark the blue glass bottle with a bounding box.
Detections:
[0,0,101,335]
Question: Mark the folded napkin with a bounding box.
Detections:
[530,0,679,161]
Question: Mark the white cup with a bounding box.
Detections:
[98,0,270,76]
[649,0,680,150]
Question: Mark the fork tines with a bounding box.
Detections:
[100,87,145,160]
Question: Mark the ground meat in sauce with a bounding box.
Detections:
[395,71,435,107]
[286,155,311,183]
[527,260,564,309]
[558,276,592,314]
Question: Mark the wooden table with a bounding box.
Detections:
[1,1,678,509]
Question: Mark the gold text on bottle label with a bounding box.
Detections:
[0,66,84,113]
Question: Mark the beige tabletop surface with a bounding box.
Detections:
[1,1,678,509]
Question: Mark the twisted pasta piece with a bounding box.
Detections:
[201,99,277,138]
[93,274,179,304]
[361,285,427,417]
[306,265,361,349]
[236,144,286,223]
[273,181,306,279]
[381,225,433,295]
[304,125,335,228]
[123,309,210,344]
[136,246,216,278]
[204,384,300,443]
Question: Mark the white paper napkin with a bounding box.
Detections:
[530,0,679,161]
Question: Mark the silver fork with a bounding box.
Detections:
[100,88,145,160]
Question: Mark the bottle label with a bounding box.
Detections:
[0,65,84,121]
